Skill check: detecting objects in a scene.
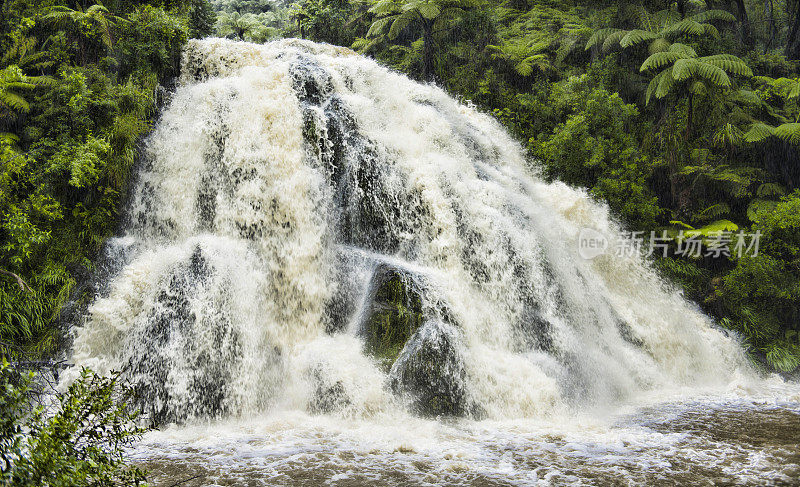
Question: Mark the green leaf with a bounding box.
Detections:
[747,199,779,221]
[744,122,776,143]
[416,2,440,20]
[774,123,800,145]
[619,29,660,48]
[388,11,414,39]
[640,51,685,72]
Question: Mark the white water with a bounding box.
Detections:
[65,39,800,484]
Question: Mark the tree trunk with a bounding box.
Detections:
[765,0,776,51]
[786,1,800,59]
[733,0,753,47]
[686,92,693,141]
[676,0,687,18]
[0,269,31,292]
[422,22,434,81]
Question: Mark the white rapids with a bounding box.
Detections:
[63,38,800,485]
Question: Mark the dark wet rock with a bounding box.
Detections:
[307,364,350,414]
[290,59,333,105]
[125,246,241,426]
[360,264,424,369]
[389,320,471,417]
[355,263,474,417]
[290,57,427,255]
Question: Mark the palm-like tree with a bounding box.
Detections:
[365,0,483,80]
[640,43,752,138]
[586,7,735,55]
[43,4,124,65]
[215,11,260,40]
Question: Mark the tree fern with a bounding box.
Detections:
[641,47,750,105]
[744,122,775,143]
[774,123,800,144]
[586,6,734,54]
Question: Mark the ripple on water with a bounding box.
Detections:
[135,400,800,486]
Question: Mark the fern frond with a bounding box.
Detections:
[744,122,775,143]
[689,9,737,23]
[774,122,800,144]
[388,11,414,39]
[619,29,660,48]
[586,28,619,50]
[369,0,399,15]
[701,54,753,77]
[640,51,685,72]
[648,37,671,54]
[699,202,730,218]
[673,58,730,87]
[367,16,394,37]
[668,42,697,57]
[416,2,440,20]
[713,122,743,147]
[0,92,30,112]
[662,19,705,38]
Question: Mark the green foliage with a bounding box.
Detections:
[212,0,277,14]
[189,0,217,39]
[0,2,189,358]
[0,361,147,485]
[586,7,734,54]
[215,10,286,42]
[716,192,800,371]
[362,0,484,79]
[291,0,355,46]
[641,46,752,104]
[0,66,54,129]
[531,77,659,228]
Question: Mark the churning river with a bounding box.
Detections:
[64,38,800,486]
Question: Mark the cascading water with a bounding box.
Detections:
[65,39,800,485]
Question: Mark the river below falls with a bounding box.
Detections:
[133,391,800,486]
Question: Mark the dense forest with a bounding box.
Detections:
[2,0,797,373]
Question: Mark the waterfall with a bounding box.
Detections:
[66,38,752,425]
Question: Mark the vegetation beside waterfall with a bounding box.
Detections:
[0,1,199,359]
[0,361,146,485]
[0,3,191,481]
